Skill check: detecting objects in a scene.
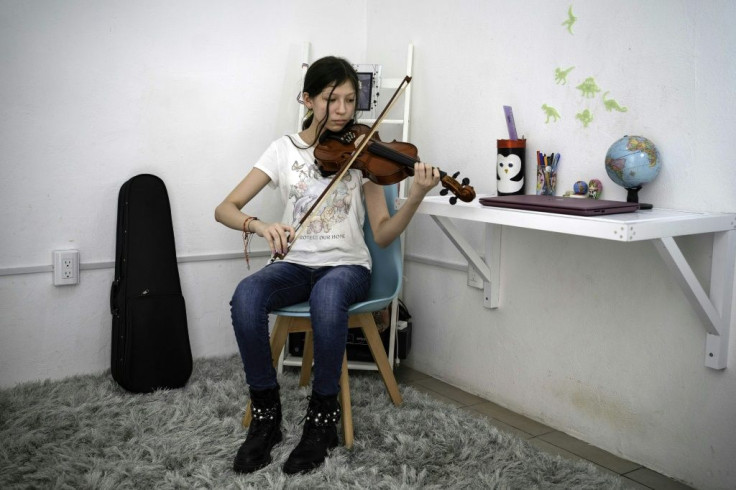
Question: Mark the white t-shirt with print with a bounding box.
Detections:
[254,134,371,270]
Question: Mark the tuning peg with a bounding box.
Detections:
[449,196,458,205]
[452,171,460,179]
[439,188,448,196]
[462,177,470,185]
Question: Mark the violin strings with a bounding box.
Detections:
[270,76,413,263]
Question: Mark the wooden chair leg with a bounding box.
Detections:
[242,401,253,427]
[358,313,403,406]
[299,330,314,387]
[338,352,353,449]
[243,316,292,427]
[269,317,291,369]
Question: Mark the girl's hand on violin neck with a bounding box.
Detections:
[408,162,441,201]
[252,220,294,256]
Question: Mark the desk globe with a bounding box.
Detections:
[604,135,661,208]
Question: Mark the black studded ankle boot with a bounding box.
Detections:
[233,386,283,473]
[283,391,340,475]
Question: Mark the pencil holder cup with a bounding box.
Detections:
[536,166,557,195]
[496,139,526,196]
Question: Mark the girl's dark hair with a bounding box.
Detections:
[301,56,360,132]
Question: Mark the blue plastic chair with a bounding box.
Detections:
[243,184,404,448]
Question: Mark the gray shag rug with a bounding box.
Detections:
[0,355,623,489]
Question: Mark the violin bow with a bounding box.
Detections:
[269,75,413,264]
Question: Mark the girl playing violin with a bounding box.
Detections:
[214,56,439,475]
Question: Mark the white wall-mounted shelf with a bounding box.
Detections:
[400,195,736,370]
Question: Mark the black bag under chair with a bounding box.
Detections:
[110,174,193,393]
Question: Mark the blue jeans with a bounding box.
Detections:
[230,262,371,396]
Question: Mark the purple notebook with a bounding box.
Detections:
[479,195,640,216]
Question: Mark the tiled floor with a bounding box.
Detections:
[393,364,694,490]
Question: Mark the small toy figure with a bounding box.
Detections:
[573,180,588,195]
[562,190,584,198]
[588,179,603,199]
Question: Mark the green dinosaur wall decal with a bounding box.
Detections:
[576,109,593,127]
[576,77,601,98]
[555,66,575,85]
[540,7,632,127]
[602,91,628,112]
[562,5,577,34]
[542,104,561,123]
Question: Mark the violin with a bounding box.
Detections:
[269,76,472,264]
[314,123,476,204]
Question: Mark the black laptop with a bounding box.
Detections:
[479,194,640,216]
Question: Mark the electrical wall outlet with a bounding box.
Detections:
[53,250,79,286]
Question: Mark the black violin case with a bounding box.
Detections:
[110,174,192,393]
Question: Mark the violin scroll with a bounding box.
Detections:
[439,171,475,205]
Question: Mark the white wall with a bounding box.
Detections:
[0,0,367,383]
[1,1,735,488]
[364,1,736,489]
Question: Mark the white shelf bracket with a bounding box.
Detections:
[413,197,735,370]
[430,216,500,308]
[484,224,501,308]
[652,230,736,369]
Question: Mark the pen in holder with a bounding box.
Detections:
[536,152,559,195]
[497,139,526,195]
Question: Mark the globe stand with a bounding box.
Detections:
[625,186,653,210]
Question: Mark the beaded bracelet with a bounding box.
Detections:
[242,216,258,269]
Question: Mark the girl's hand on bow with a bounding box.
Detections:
[252,220,295,256]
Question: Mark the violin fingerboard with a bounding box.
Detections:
[368,142,417,169]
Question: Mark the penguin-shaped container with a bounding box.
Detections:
[496,139,526,195]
